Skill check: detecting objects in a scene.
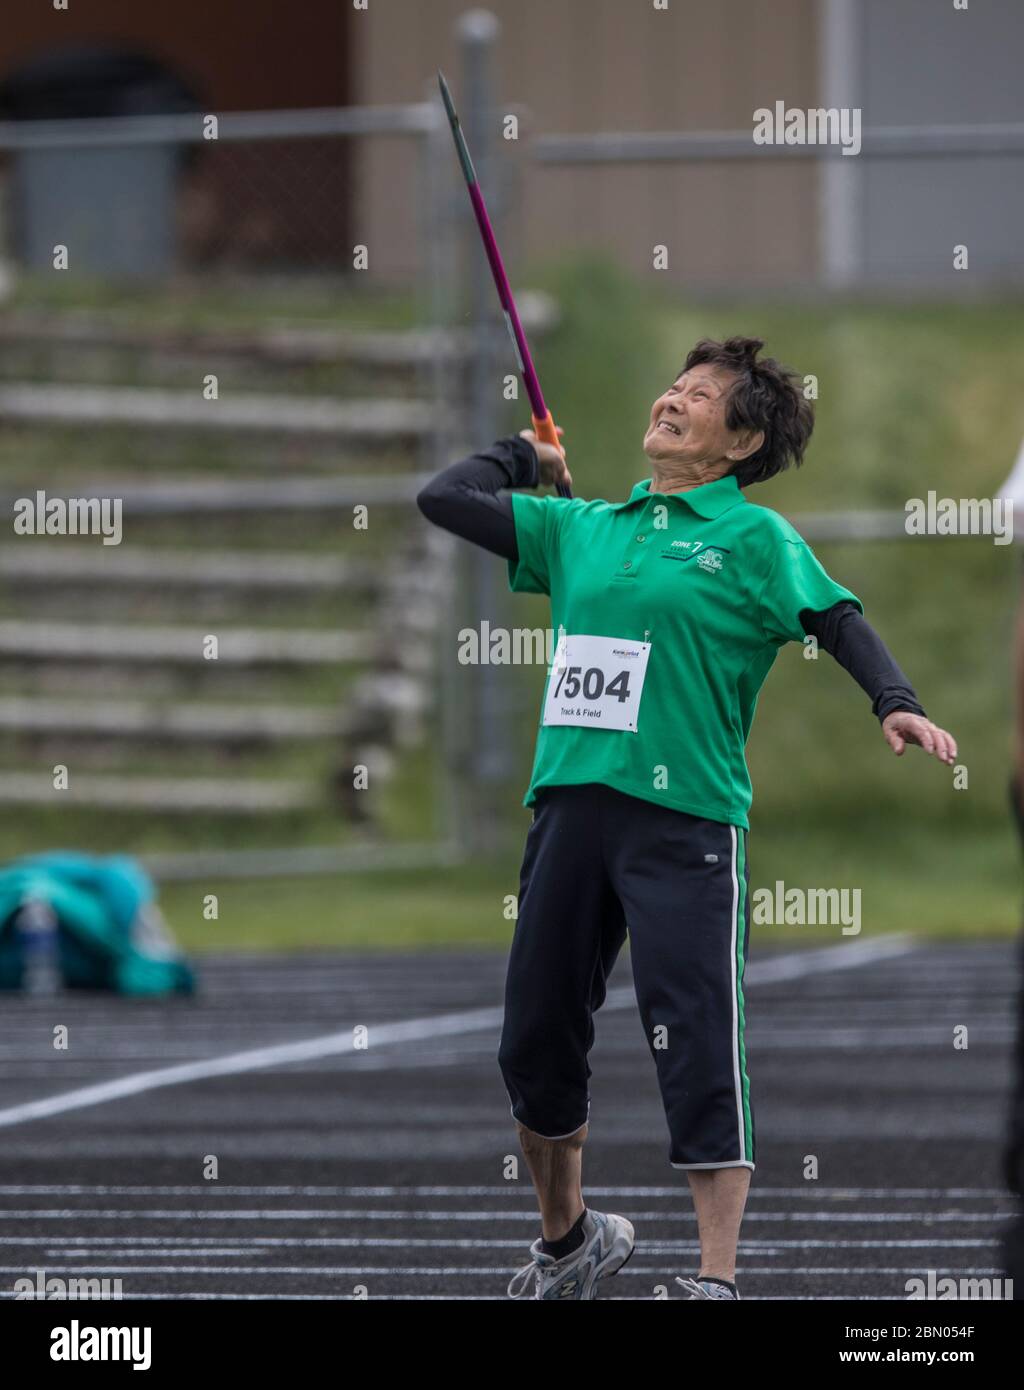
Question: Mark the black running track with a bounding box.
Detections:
[0,938,1018,1300]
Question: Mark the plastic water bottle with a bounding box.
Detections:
[16,900,61,996]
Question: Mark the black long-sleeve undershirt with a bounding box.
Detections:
[416,436,926,724]
[416,435,535,555]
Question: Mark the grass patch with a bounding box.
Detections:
[10,273,419,332]
[160,815,1019,955]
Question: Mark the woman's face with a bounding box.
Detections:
[642,363,738,468]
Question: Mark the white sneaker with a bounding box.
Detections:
[675,1276,740,1300]
[507,1210,635,1300]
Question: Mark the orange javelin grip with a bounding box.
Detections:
[530,408,572,497]
[531,411,572,498]
[531,410,565,456]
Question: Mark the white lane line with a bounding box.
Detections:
[0,1292,503,1300]
[0,1263,1005,1278]
[682,1212,1009,1223]
[0,936,915,1130]
[683,1240,998,1250]
[0,1232,996,1251]
[18,1261,1006,1278]
[4,1212,1012,1225]
[0,1235,1001,1254]
[743,1028,1016,1048]
[0,1236,505,1248]
[0,1291,950,1301]
[653,1266,1004,1276]
[35,1251,258,1259]
[0,1185,1005,1199]
[0,1006,504,1131]
[736,935,913,983]
[0,1264,506,1276]
[0,1208,1007,1224]
[0,1235,590,1249]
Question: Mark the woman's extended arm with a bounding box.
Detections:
[801,600,925,723]
[415,435,537,560]
[802,601,957,763]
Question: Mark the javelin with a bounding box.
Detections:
[438,70,572,499]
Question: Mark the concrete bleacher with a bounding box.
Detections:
[0,305,496,824]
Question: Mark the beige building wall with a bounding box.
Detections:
[351,0,821,288]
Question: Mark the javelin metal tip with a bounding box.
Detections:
[437,71,475,186]
[437,71,455,114]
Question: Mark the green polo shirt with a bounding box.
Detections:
[508,473,861,829]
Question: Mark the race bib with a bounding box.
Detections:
[542,633,651,732]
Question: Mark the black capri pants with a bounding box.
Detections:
[498,782,754,1169]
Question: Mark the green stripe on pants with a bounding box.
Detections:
[735,828,754,1163]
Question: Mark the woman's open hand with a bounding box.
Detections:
[882,711,957,765]
[519,428,573,493]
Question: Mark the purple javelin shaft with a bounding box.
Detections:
[438,69,569,495]
[466,182,547,421]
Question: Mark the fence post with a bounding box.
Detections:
[418,76,471,860]
[458,9,511,852]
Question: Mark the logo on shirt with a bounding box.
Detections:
[696,548,726,574]
[659,540,732,571]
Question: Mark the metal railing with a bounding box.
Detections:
[0,104,438,151]
[532,122,1024,165]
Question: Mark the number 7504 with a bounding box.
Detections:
[552,666,631,703]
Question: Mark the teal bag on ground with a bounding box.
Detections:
[0,852,195,995]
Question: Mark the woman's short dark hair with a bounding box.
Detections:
[682,336,813,487]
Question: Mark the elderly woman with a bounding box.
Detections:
[417,336,956,1301]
